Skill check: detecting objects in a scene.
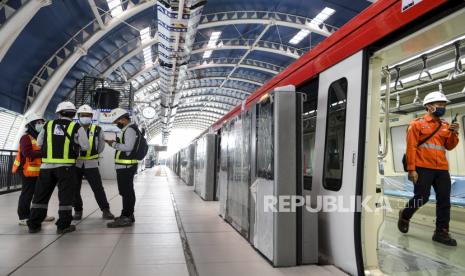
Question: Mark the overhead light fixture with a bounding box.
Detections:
[107,0,123,17]
[140,27,153,67]
[289,7,335,45]
[203,31,222,59]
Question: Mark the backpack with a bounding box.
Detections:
[132,126,148,161]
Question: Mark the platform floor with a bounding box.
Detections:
[0,167,345,276]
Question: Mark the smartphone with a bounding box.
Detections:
[450,114,458,131]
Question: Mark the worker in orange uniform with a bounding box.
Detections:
[398,91,459,246]
[13,114,55,226]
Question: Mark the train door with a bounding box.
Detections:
[365,6,465,275]
[312,50,367,275]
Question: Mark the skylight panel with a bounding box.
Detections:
[140,27,153,66]
[310,7,336,26]
[203,31,222,59]
[140,27,151,43]
[107,0,123,17]
[289,7,335,45]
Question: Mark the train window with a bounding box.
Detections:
[390,125,408,173]
[323,78,348,191]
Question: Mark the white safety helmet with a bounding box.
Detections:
[423,91,450,106]
[25,113,44,125]
[77,104,93,115]
[110,108,129,123]
[56,101,77,113]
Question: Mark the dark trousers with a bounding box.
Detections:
[73,167,110,212]
[116,165,137,217]
[17,175,37,220]
[402,167,451,231]
[27,166,76,230]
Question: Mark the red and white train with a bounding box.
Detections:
[169,1,465,275]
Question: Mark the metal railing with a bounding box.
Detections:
[0,150,21,194]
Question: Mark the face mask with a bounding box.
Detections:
[34,123,44,133]
[116,122,125,129]
[79,117,92,125]
[432,107,446,117]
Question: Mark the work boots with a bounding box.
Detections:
[107,216,133,228]
[57,225,76,235]
[73,211,83,220]
[432,229,457,246]
[102,209,115,220]
[397,209,410,233]
[28,227,41,234]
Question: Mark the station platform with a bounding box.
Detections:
[0,166,345,276]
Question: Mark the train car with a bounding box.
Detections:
[170,135,218,200]
[169,1,465,275]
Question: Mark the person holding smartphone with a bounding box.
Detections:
[398,91,459,246]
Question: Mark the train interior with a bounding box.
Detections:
[366,6,465,275]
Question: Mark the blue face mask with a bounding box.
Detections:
[34,123,44,133]
[79,117,92,125]
[433,107,446,117]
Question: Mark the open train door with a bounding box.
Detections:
[312,50,367,275]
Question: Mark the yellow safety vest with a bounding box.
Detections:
[78,124,99,160]
[42,120,77,164]
[115,126,138,165]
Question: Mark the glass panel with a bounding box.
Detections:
[299,78,319,190]
[225,111,252,237]
[390,125,408,173]
[194,137,206,196]
[323,78,348,191]
[256,98,274,180]
[218,123,230,217]
[303,131,315,176]
[179,145,195,185]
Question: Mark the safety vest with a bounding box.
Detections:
[42,119,79,164]
[79,124,100,160]
[12,135,41,177]
[115,125,138,165]
[406,114,459,171]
